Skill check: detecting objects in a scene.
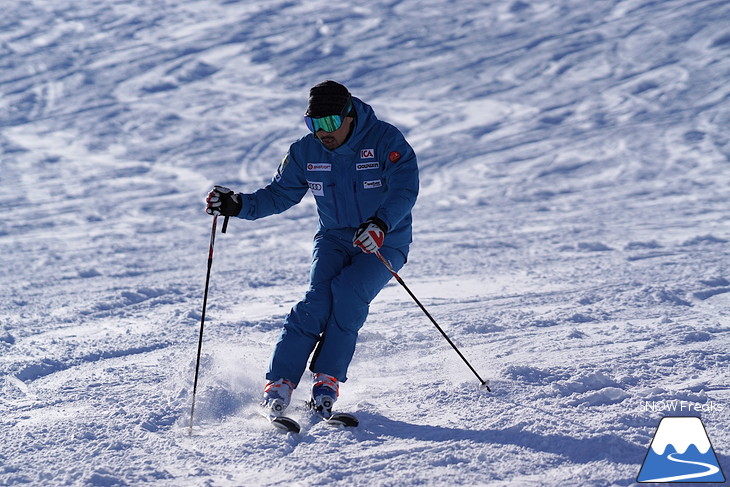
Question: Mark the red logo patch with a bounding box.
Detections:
[389,151,401,163]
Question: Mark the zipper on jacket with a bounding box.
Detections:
[329,183,340,223]
[353,181,364,223]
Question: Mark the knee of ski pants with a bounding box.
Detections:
[328,247,407,333]
[284,284,333,338]
[281,235,352,337]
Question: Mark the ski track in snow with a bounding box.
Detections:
[1,0,729,485]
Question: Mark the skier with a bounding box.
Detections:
[205,80,419,420]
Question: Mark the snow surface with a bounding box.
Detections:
[1,0,729,485]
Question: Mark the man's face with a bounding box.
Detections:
[316,117,353,150]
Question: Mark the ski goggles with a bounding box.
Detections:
[304,98,353,133]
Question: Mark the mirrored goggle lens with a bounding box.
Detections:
[304,114,343,133]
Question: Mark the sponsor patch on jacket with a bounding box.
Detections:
[363,179,382,189]
[356,162,380,171]
[360,149,375,159]
[389,151,401,163]
[274,154,289,182]
[307,163,331,171]
[307,180,324,196]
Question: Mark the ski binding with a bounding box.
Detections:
[305,399,359,428]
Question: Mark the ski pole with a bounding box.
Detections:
[375,250,491,392]
[189,215,229,435]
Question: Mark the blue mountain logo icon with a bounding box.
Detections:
[637,416,726,483]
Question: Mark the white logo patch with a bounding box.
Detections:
[356,162,380,171]
[307,180,324,196]
[363,179,382,189]
[361,149,375,159]
[307,163,331,171]
[274,154,289,182]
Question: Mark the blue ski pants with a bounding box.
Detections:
[266,229,407,387]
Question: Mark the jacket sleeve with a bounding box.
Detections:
[373,127,419,232]
[237,151,309,220]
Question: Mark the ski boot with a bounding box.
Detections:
[261,378,295,418]
[308,373,339,419]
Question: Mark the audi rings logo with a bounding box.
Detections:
[307,180,324,196]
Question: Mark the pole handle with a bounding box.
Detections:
[222,216,230,234]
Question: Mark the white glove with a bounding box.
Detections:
[353,217,387,253]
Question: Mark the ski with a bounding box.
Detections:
[259,402,358,434]
[269,415,301,433]
[323,412,359,428]
[305,400,359,428]
[260,408,301,433]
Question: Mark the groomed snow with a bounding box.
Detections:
[1,0,729,485]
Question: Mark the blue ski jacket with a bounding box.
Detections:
[236,97,419,249]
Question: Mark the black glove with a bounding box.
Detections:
[353,216,388,254]
[205,185,242,216]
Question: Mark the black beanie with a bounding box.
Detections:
[306,80,351,117]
